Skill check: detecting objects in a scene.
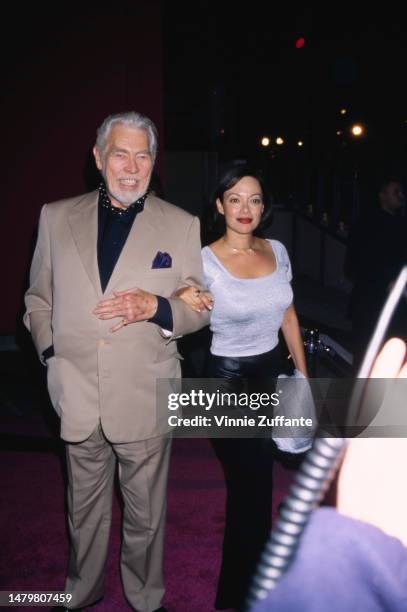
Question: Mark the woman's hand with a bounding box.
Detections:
[175,286,214,313]
[281,305,309,377]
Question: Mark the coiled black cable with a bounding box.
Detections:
[245,436,347,610]
[246,267,407,610]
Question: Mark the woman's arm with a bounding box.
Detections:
[281,304,308,377]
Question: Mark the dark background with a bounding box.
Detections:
[164,4,406,160]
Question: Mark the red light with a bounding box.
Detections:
[295,37,305,49]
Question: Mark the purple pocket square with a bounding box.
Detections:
[152,251,172,269]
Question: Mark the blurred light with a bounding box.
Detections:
[340,108,347,115]
[295,37,305,49]
[297,141,304,147]
[276,137,284,145]
[261,137,270,146]
[351,124,364,137]
[336,130,342,136]
[220,128,225,135]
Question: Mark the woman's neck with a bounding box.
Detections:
[222,232,256,253]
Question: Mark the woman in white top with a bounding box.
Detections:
[177,164,307,611]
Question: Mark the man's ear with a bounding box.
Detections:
[93,146,103,171]
[216,198,225,215]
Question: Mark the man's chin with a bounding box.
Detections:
[110,189,144,208]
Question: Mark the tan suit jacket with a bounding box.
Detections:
[24,191,209,442]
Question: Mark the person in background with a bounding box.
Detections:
[345,177,407,370]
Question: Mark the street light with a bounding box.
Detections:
[261,137,270,147]
[276,137,284,145]
[351,124,364,137]
[297,141,304,147]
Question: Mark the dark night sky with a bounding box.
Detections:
[163,3,407,165]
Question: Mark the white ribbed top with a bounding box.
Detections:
[202,239,293,357]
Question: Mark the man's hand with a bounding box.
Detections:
[174,286,214,313]
[93,288,158,332]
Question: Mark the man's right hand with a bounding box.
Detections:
[92,287,159,332]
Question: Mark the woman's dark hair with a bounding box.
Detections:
[202,162,273,244]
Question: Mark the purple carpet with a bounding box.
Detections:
[1,412,298,611]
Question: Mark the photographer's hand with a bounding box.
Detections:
[337,338,407,544]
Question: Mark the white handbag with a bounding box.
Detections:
[272,369,317,453]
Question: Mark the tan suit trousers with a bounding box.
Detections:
[64,422,172,612]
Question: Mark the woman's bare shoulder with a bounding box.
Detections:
[207,238,224,255]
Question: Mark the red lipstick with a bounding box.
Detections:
[237,218,252,224]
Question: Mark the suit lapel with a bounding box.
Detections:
[68,191,102,297]
[104,195,166,294]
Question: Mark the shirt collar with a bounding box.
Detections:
[98,181,149,217]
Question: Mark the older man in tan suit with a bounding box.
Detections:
[24,112,209,611]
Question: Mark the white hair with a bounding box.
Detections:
[95,111,158,161]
